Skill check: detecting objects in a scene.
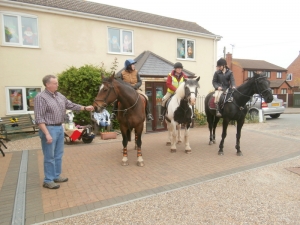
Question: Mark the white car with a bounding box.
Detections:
[247,94,285,118]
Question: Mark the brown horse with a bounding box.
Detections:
[93,73,146,166]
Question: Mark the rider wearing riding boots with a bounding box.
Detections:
[212,58,236,117]
[110,59,154,121]
[159,62,188,121]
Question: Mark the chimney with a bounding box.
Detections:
[226,52,232,70]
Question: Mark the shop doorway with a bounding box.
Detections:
[145,82,167,132]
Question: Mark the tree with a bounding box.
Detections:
[57,58,119,126]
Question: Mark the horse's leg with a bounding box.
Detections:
[177,124,182,144]
[135,126,144,167]
[121,129,129,166]
[134,130,137,150]
[235,119,244,156]
[218,119,229,155]
[184,127,191,154]
[212,117,220,144]
[170,121,177,153]
[166,122,171,146]
[207,114,214,145]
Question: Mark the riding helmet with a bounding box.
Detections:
[174,62,183,69]
[217,58,227,67]
[124,59,136,68]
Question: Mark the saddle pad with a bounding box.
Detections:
[209,96,216,110]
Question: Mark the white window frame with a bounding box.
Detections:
[248,71,254,78]
[265,71,270,78]
[176,38,195,60]
[277,72,282,79]
[286,73,292,81]
[107,27,134,55]
[1,11,39,48]
[5,87,42,115]
[281,88,287,94]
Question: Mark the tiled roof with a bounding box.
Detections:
[269,79,292,88]
[270,79,285,88]
[116,51,195,77]
[9,0,216,36]
[233,59,287,71]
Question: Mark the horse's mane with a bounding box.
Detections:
[103,76,135,90]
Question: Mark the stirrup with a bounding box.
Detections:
[159,115,164,121]
[147,114,154,121]
[216,111,222,117]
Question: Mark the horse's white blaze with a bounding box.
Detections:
[99,84,104,91]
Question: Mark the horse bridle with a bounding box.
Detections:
[234,75,271,100]
[93,81,117,109]
[93,80,140,113]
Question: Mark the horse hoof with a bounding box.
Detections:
[166,142,171,146]
[209,141,213,145]
[213,140,216,144]
[122,161,129,166]
[137,161,144,167]
[218,151,224,156]
[237,152,243,156]
[185,150,191,154]
[171,149,176,153]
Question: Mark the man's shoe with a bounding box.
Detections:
[53,176,68,183]
[43,181,60,189]
[147,114,154,121]
[110,113,116,120]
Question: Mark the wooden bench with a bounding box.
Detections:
[0,114,38,141]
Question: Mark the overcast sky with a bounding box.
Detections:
[90,0,300,69]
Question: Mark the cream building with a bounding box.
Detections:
[0,0,221,131]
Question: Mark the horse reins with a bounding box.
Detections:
[94,80,140,114]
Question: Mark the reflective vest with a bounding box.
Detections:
[167,73,185,94]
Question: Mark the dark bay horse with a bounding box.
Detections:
[205,72,273,156]
[93,73,146,166]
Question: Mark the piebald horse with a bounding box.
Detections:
[165,77,200,153]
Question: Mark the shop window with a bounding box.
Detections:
[5,87,41,114]
[2,12,39,47]
[108,28,133,54]
[177,38,195,60]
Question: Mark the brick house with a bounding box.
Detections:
[226,53,292,94]
[286,51,300,91]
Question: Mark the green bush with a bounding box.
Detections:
[57,59,120,130]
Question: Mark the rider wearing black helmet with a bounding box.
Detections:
[110,59,154,121]
[159,62,188,121]
[212,58,236,117]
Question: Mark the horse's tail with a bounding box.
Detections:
[126,128,131,142]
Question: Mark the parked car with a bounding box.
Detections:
[247,94,285,118]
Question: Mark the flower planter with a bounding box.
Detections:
[100,132,117,140]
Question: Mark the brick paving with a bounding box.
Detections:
[0,124,300,225]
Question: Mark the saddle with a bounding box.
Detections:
[208,89,234,110]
